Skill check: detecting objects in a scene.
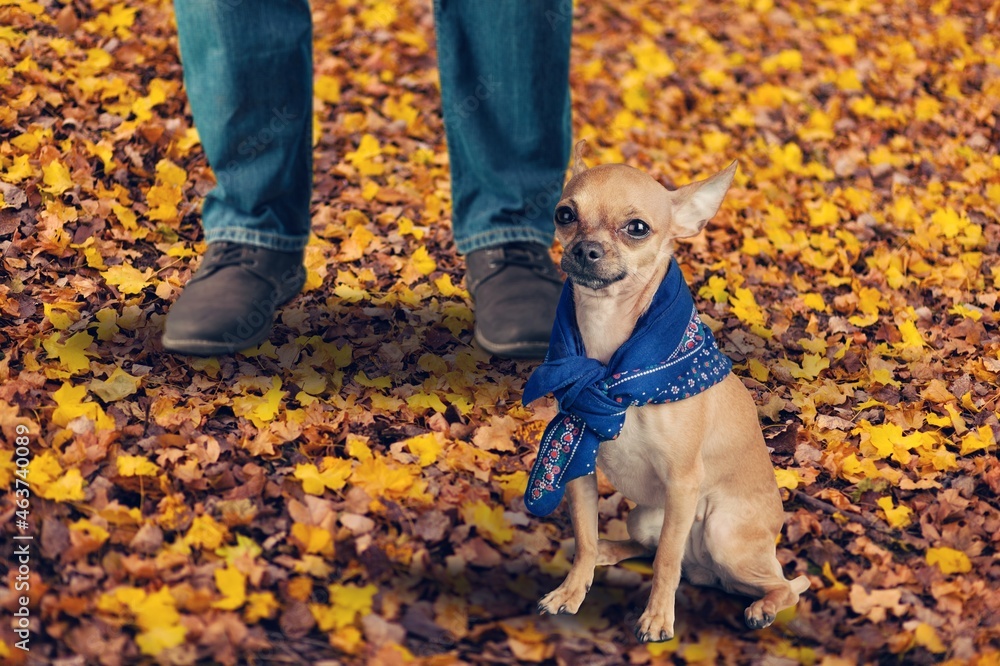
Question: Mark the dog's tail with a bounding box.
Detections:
[790,575,810,595]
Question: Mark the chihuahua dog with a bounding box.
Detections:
[528,142,809,642]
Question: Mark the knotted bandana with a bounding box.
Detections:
[521,258,733,517]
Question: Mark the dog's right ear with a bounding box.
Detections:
[571,139,589,176]
[669,160,738,238]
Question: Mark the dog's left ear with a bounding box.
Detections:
[669,160,738,238]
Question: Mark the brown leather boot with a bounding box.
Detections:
[162,242,305,356]
[465,242,563,359]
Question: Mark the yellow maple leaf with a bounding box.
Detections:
[773,468,802,490]
[913,623,946,653]
[245,591,279,623]
[930,207,967,239]
[303,241,329,291]
[43,332,96,375]
[698,275,728,303]
[417,353,448,375]
[40,468,86,502]
[434,273,466,297]
[290,522,335,556]
[762,48,803,73]
[327,583,377,628]
[3,154,33,182]
[460,500,514,545]
[333,283,369,303]
[808,200,840,227]
[403,432,444,467]
[406,392,447,413]
[89,367,141,402]
[91,308,119,342]
[359,180,379,201]
[345,133,385,176]
[41,159,74,195]
[0,449,16,488]
[823,34,857,56]
[83,245,107,269]
[70,518,110,544]
[293,457,352,495]
[52,382,115,430]
[494,471,528,504]
[43,302,81,330]
[212,565,247,610]
[315,74,341,104]
[779,353,829,381]
[117,455,160,478]
[135,624,186,656]
[626,38,675,77]
[101,264,155,295]
[338,225,375,262]
[232,377,285,428]
[729,287,767,328]
[925,546,971,574]
[876,496,913,529]
[748,358,769,382]
[383,93,419,130]
[360,1,397,30]
[185,514,228,550]
[894,320,925,350]
[959,425,995,456]
[802,292,828,312]
[354,371,392,389]
[408,246,436,276]
[351,454,418,498]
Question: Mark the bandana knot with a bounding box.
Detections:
[521,259,733,516]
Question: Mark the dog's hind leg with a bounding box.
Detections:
[743,575,810,628]
[702,511,809,629]
[595,503,660,565]
[597,539,650,566]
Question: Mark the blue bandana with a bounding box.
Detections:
[521,258,733,517]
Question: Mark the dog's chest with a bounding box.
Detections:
[595,406,668,507]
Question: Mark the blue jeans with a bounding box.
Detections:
[173,0,572,255]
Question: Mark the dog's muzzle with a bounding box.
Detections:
[561,242,626,289]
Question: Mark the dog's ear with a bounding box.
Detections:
[571,139,589,176]
[669,160,738,238]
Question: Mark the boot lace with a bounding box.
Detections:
[489,243,561,282]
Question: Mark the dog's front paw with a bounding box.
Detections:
[537,579,591,616]
[634,607,675,643]
[635,606,674,643]
[744,599,777,629]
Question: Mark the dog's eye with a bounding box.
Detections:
[554,206,576,225]
[624,219,651,238]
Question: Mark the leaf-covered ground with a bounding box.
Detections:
[1,0,999,663]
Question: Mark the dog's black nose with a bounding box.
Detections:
[572,241,604,264]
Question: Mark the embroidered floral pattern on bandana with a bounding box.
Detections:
[522,259,734,517]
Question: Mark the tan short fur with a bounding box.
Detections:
[535,142,809,642]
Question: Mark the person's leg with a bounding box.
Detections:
[164,0,313,356]
[434,0,572,359]
[434,0,572,253]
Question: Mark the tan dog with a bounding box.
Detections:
[535,142,809,642]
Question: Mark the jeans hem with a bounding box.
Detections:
[455,227,554,255]
[204,227,310,252]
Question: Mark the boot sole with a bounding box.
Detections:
[161,323,273,357]
[161,269,305,357]
[474,327,550,360]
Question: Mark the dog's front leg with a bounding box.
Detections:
[635,473,702,642]
[537,474,599,615]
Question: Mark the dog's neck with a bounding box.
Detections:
[572,262,670,364]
